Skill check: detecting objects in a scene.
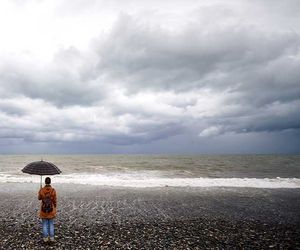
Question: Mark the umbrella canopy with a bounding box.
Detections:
[22,160,62,175]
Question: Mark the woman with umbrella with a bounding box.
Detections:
[38,177,57,243]
[22,160,61,244]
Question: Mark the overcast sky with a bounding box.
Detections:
[0,0,300,154]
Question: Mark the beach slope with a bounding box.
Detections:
[0,183,299,249]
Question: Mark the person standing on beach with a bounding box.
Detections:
[38,177,57,243]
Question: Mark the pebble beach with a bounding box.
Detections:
[0,183,299,249]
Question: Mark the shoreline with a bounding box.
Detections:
[1,175,300,188]
[0,183,299,249]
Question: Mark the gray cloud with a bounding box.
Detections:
[96,10,300,92]
[0,47,104,107]
[93,9,300,136]
[0,0,300,153]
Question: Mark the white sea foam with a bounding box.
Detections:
[0,172,299,188]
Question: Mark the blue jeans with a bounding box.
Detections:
[42,219,54,238]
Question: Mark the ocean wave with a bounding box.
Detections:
[0,172,299,188]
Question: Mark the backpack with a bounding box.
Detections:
[42,189,53,213]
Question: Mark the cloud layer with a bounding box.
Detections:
[0,0,300,153]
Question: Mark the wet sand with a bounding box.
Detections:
[0,183,299,249]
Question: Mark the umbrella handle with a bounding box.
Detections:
[40,175,42,189]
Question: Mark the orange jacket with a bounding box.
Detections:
[38,185,57,219]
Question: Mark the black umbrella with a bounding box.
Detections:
[22,160,62,188]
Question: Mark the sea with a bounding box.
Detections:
[0,154,299,188]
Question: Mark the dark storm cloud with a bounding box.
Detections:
[93,10,300,137]
[101,122,183,145]
[96,11,300,91]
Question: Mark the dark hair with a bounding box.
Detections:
[45,177,51,185]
